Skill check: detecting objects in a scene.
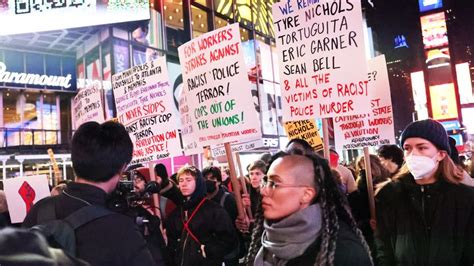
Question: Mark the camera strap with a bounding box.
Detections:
[183,198,207,245]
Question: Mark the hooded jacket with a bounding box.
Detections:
[166,172,237,266]
[374,174,474,266]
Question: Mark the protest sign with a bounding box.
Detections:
[334,55,395,150]
[112,57,181,165]
[4,175,50,223]
[211,139,264,158]
[178,89,202,155]
[177,23,262,147]
[273,0,369,121]
[73,82,105,128]
[284,119,323,151]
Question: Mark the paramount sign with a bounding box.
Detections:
[0,61,72,89]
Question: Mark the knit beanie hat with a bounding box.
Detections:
[135,167,151,183]
[400,119,450,152]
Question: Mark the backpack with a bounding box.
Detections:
[31,200,114,256]
[219,191,230,208]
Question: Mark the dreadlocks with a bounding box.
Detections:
[244,151,373,266]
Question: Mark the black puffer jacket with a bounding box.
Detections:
[375,174,474,266]
[166,173,237,266]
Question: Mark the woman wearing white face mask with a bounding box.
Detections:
[374,119,474,266]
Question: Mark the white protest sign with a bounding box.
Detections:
[112,57,182,165]
[273,0,369,121]
[211,139,264,158]
[4,175,50,224]
[73,82,105,128]
[178,23,262,147]
[178,89,202,155]
[334,55,395,150]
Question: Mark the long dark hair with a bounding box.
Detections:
[244,151,373,266]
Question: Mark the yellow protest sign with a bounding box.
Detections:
[284,119,323,151]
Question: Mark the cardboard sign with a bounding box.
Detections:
[284,119,323,151]
[178,23,262,147]
[211,139,264,157]
[334,55,395,150]
[112,57,182,165]
[73,82,105,128]
[178,89,202,155]
[273,0,369,120]
[4,175,50,224]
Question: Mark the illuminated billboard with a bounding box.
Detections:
[456,63,474,104]
[419,0,443,13]
[420,12,448,49]
[0,0,150,36]
[411,71,429,120]
[429,83,459,120]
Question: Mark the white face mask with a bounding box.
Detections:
[405,154,439,180]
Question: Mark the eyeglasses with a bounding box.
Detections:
[260,177,309,196]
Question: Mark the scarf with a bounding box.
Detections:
[254,204,322,266]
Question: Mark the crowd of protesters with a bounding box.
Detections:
[0,119,473,266]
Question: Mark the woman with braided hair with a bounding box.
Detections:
[245,151,373,266]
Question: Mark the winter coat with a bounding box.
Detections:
[284,221,372,266]
[22,182,157,266]
[165,173,237,266]
[349,170,390,265]
[166,198,237,266]
[374,174,474,266]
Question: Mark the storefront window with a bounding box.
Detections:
[3,90,21,146]
[86,47,101,81]
[101,43,114,120]
[192,6,209,38]
[164,0,187,52]
[43,93,58,145]
[215,16,230,29]
[193,0,208,6]
[235,0,252,25]
[253,0,275,37]
[215,0,233,18]
[23,91,42,145]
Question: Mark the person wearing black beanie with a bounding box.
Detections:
[374,119,474,265]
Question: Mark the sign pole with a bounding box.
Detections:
[224,143,245,219]
[322,118,330,159]
[235,152,253,220]
[363,147,376,221]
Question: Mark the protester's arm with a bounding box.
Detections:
[160,182,185,207]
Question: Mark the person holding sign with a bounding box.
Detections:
[245,152,372,266]
[349,155,391,264]
[166,165,237,266]
[375,119,474,265]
